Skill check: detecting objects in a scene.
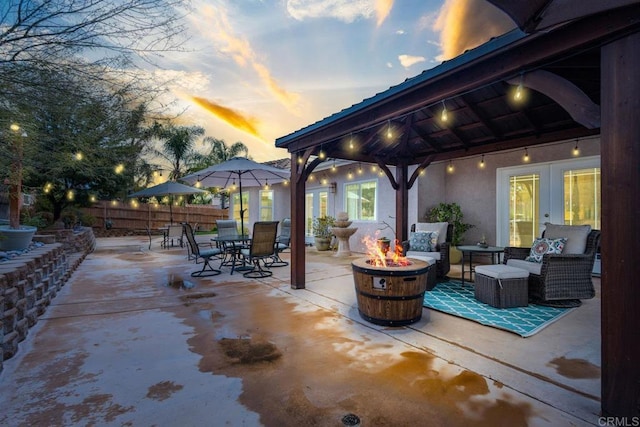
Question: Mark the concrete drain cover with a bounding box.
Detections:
[341,413,361,426]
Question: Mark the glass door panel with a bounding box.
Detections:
[563,168,601,229]
[509,174,539,247]
[305,193,313,237]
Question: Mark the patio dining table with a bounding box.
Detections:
[212,234,251,275]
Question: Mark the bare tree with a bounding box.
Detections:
[0,0,190,68]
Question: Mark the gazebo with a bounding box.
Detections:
[275,2,639,418]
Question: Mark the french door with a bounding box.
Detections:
[496,156,601,246]
[305,190,328,239]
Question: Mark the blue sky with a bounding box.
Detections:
[150,0,513,162]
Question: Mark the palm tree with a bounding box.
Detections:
[155,124,205,180]
[204,137,248,164]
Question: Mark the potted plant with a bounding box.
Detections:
[426,202,474,263]
[0,123,38,251]
[312,215,335,251]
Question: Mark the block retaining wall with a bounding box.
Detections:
[0,227,96,372]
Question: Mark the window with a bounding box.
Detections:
[345,180,376,220]
[232,192,249,232]
[259,190,274,221]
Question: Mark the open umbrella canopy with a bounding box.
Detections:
[181,157,290,234]
[129,181,208,224]
[180,157,290,189]
[128,181,208,198]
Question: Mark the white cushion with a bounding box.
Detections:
[506,259,542,275]
[475,264,529,279]
[406,255,436,266]
[406,251,440,262]
[415,222,448,245]
[543,223,591,254]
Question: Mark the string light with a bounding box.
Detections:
[349,133,354,149]
[74,152,83,161]
[479,154,485,169]
[331,159,337,172]
[264,179,269,189]
[386,120,392,139]
[357,163,363,174]
[318,145,326,160]
[347,169,353,179]
[523,147,530,162]
[114,164,124,174]
[232,179,236,190]
[441,100,448,122]
[447,160,454,173]
[572,140,580,156]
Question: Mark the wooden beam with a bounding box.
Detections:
[290,152,306,289]
[507,70,601,128]
[395,159,409,243]
[601,31,640,418]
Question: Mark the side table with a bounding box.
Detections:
[457,245,505,286]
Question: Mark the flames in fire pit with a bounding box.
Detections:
[362,233,411,267]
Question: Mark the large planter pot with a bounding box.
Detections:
[0,225,38,251]
[314,236,332,251]
[450,246,462,264]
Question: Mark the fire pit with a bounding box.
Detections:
[351,257,431,326]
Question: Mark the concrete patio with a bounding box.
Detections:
[0,235,601,426]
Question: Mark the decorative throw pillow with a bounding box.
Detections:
[409,231,438,252]
[525,237,568,263]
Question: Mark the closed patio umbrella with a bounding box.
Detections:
[129,181,208,224]
[181,157,290,235]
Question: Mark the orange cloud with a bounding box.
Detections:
[191,96,262,140]
[375,0,394,27]
[434,0,514,60]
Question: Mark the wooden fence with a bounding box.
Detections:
[82,201,228,232]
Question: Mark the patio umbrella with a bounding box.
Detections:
[181,157,290,235]
[129,181,208,224]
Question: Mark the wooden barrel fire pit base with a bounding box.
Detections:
[352,258,431,326]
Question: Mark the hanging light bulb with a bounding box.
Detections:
[264,179,269,189]
[447,160,454,173]
[347,169,353,179]
[349,133,354,149]
[440,100,448,123]
[318,146,326,160]
[523,147,530,162]
[572,140,580,156]
[479,154,485,169]
[514,74,524,101]
[386,120,393,139]
[232,178,237,190]
[357,163,363,174]
[332,159,337,172]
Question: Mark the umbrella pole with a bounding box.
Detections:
[170,195,174,224]
[239,175,245,235]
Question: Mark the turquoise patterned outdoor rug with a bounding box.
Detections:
[423,280,575,337]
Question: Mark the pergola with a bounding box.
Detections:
[275,2,640,417]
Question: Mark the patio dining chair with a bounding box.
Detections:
[265,218,290,267]
[216,219,244,268]
[183,223,223,277]
[163,224,184,248]
[239,221,279,278]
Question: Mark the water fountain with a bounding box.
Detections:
[330,212,358,257]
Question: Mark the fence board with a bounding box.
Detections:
[82,201,228,232]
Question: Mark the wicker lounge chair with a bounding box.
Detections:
[503,226,600,307]
[402,223,453,279]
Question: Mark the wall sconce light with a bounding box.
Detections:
[523,147,530,162]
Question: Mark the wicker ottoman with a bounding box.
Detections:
[474,264,529,308]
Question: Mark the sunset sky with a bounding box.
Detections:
[151,0,515,162]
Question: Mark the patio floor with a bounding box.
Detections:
[0,235,601,426]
